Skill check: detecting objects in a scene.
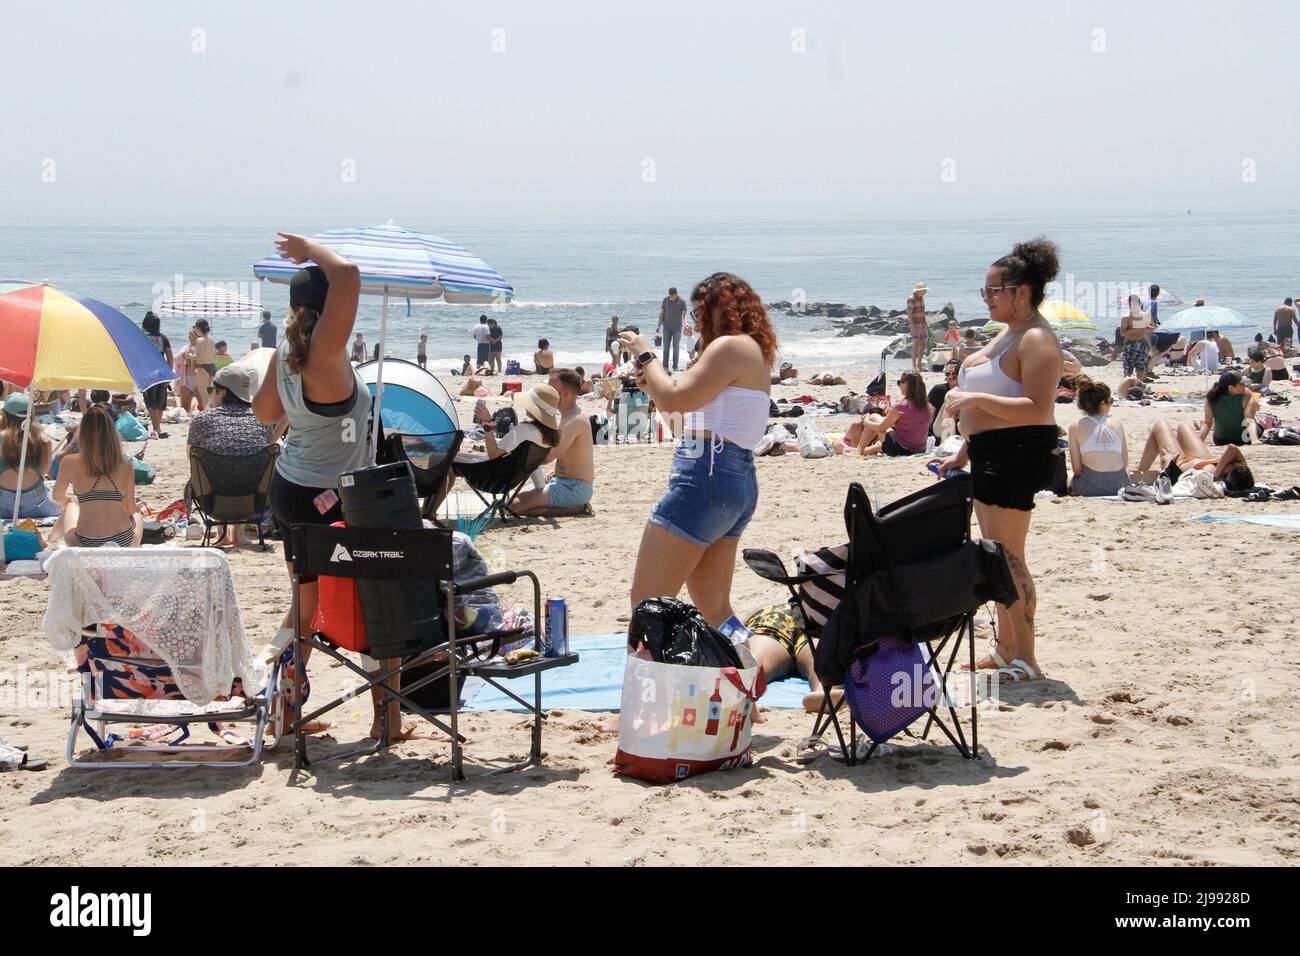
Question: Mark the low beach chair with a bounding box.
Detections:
[451,440,551,535]
[373,420,463,520]
[288,522,578,779]
[42,547,281,769]
[186,443,280,549]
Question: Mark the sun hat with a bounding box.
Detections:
[913,282,929,295]
[3,393,30,417]
[519,384,562,430]
[213,364,255,403]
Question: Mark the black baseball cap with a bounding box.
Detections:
[289,265,329,314]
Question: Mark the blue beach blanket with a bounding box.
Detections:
[1189,513,1300,531]
[462,632,813,712]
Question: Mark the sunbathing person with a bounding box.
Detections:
[1134,420,1254,492]
[804,372,846,386]
[1067,376,1129,497]
[510,369,595,515]
[50,405,143,548]
[744,601,838,713]
[835,370,930,457]
[0,393,60,519]
[1199,369,1259,446]
[1243,347,1274,390]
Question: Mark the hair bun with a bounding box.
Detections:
[1012,237,1060,287]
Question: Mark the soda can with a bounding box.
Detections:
[546,598,569,658]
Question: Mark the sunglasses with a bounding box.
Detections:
[979,284,1021,301]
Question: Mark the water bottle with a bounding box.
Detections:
[925,435,936,455]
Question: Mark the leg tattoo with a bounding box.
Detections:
[1004,551,1036,627]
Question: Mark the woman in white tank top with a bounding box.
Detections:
[596,274,780,731]
[932,240,1064,684]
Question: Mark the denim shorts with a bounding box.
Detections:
[546,476,592,508]
[649,439,758,548]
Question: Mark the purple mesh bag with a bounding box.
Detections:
[845,636,934,744]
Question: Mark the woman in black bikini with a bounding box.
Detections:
[51,405,142,548]
[932,239,1064,683]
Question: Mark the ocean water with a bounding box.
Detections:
[1,211,1296,374]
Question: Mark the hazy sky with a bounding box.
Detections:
[4,0,1299,221]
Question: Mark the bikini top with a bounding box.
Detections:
[1078,414,1123,457]
[958,336,1024,399]
[78,473,124,504]
[685,385,770,449]
[0,463,43,495]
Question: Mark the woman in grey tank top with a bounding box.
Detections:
[253,233,400,739]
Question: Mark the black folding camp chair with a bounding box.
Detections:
[287,523,578,780]
[747,475,1017,764]
[451,440,552,532]
[186,444,280,550]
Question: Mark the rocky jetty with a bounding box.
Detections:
[766,300,978,338]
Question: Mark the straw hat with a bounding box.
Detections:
[520,384,562,430]
[913,282,929,295]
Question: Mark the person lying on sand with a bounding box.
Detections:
[805,372,846,386]
[744,602,840,714]
[1134,420,1255,491]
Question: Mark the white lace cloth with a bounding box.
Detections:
[42,547,267,706]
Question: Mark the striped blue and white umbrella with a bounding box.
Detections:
[158,286,264,317]
[252,221,513,460]
[252,221,513,304]
[1158,305,1252,332]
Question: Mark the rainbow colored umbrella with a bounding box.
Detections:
[985,299,1098,332]
[0,281,175,524]
[0,281,175,392]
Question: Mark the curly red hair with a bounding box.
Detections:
[690,273,777,366]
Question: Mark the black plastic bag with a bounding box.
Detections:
[628,597,742,668]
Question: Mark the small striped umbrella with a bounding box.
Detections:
[0,280,175,522]
[252,222,513,460]
[157,286,264,317]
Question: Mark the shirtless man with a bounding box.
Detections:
[509,367,594,514]
[189,319,217,410]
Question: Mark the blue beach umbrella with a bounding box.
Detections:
[252,221,512,459]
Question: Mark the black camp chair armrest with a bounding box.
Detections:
[455,571,520,592]
[742,548,828,586]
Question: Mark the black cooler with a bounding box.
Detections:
[339,462,442,659]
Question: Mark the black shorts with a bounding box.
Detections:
[967,425,1061,511]
[882,432,919,457]
[270,470,343,578]
[143,382,169,411]
[1153,331,1179,352]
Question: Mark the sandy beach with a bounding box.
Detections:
[1,358,1297,867]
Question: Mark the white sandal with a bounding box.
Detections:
[994,658,1042,683]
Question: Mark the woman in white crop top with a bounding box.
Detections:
[616,271,774,634]
[931,240,1064,684]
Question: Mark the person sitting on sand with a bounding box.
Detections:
[1199,369,1258,446]
[510,369,595,514]
[1185,333,1220,372]
[50,405,143,548]
[458,354,473,376]
[929,360,960,439]
[1067,376,1129,497]
[744,601,838,713]
[574,366,594,395]
[1213,331,1235,363]
[770,362,799,384]
[214,341,233,370]
[1134,420,1254,492]
[1243,346,1274,390]
[0,393,60,519]
[835,370,930,457]
[961,327,981,356]
[534,339,555,375]
[804,372,846,386]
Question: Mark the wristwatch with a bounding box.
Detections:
[637,351,657,367]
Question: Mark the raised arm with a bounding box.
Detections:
[619,330,742,414]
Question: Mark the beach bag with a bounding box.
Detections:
[1,529,42,562]
[132,457,156,485]
[845,636,935,743]
[795,417,832,458]
[116,414,149,442]
[865,371,886,397]
[613,652,765,784]
[505,359,523,375]
[459,377,483,396]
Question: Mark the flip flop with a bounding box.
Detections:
[995,659,1042,683]
[0,741,47,771]
[795,735,829,765]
